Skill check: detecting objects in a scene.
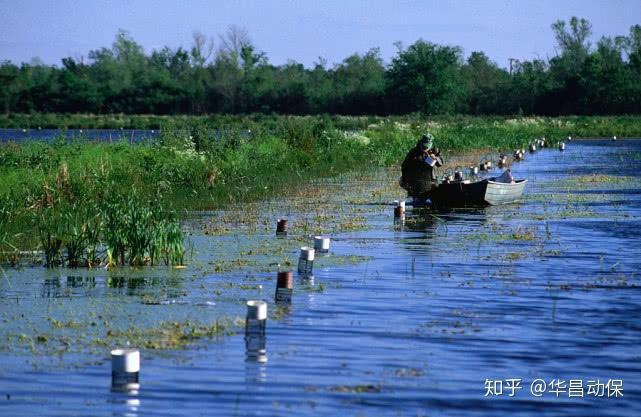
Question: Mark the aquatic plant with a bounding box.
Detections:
[35,207,65,267]
[102,194,185,267]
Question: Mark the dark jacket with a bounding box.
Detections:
[400,146,444,198]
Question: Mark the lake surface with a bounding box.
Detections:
[1,139,640,416]
[0,128,160,143]
[0,128,251,143]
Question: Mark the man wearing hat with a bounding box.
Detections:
[400,133,444,201]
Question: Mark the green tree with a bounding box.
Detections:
[0,61,20,114]
[331,48,385,114]
[386,40,463,114]
[460,52,511,114]
[211,25,254,113]
[510,59,554,114]
[16,59,58,112]
[307,58,333,113]
[550,16,593,77]
[56,57,102,112]
[622,24,641,70]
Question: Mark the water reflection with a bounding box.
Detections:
[245,333,267,364]
[106,275,184,299]
[244,359,268,385]
[245,331,268,384]
[396,208,485,255]
[41,275,97,298]
[401,209,439,232]
[110,391,141,417]
[41,277,61,298]
[37,274,187,299]
[66,275,96,289]
[111,376,140,393]
[296,274,319,308]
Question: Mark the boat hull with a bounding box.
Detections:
[429,179,527,207]
[484,179,527,205]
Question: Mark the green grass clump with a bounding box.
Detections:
[32,197,184,268]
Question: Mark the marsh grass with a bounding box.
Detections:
[26,194,184,268]
[2,115,641,265]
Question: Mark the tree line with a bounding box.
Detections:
[1,18,640,116]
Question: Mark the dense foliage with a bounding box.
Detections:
[1,18,640,116]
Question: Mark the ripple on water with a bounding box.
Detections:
[1,140,641,416]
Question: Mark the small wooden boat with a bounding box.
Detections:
[428,177,527,207]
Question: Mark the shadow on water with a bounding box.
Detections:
[397,207,488,252]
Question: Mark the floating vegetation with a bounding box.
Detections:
[3,318,240,354]
[102,320,236,350]
[508,225,538,241]
[328,384,382,393]
[526,192,611,204]
[393,368,424,378]
[504,252,527,261]
[465,224,539,242]
[569,174,637,184]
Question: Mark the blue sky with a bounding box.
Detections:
[1,0,639,69]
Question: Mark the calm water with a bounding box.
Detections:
[0,128,159,143]
[0,128,251,143]
[1,139,640,416]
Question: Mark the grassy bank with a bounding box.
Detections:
[2,113,641,138]
[2,115,641,266]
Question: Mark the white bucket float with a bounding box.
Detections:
[297,246,315,275]
[245,300,268,362]
[559,142,565,151]
[529,143,537,152]
[612,136,617,141]
[313,236,331,253]
[111,348,140,391]
[246,300,267,335]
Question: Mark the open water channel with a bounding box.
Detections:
[1,139,640,416]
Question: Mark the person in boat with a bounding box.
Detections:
[400,133,444,200]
